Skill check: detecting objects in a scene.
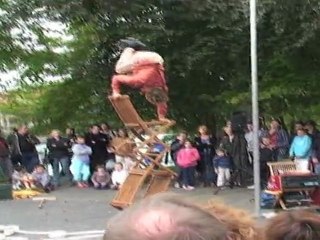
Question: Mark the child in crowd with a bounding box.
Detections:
[70,135,92,188]
[111,162,128,190]
[213,148,231,188]
[32,164,53,192]
[91,165,111,189]
[177,140,200,190]
[12,165,35,190]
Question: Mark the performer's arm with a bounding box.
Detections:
[115,47,135,74]
[112,67,155,95]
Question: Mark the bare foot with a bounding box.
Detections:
[159,117,173,123]
[112,93,122,98]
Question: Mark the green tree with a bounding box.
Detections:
[2,0,320,133]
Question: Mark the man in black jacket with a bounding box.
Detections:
[85,125,109,173]
[47,129,72,187]
[7,125,40,173]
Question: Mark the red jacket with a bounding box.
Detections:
[177,148,200,168]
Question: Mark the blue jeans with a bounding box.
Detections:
[51,156,72,186]
[21,152,39,173]
[181,166,195,187]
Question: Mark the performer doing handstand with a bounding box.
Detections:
[111,38,169,122]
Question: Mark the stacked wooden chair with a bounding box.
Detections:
[108,95,176,209]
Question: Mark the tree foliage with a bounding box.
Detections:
[1,0,320,133]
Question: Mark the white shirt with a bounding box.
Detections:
[115,47,164,74]
[245,130,261,152]
[111,169,128,185]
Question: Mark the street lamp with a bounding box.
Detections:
[250,0,261,217]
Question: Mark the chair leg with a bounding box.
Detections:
[279,198,287,210]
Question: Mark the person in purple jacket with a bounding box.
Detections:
[32,164,53,192]
[70,136,92,188]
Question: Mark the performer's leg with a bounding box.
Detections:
[111,73,145,95]
[156,102,169,121]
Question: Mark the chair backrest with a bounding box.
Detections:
[108,95,144,125]
[267,161,297,176]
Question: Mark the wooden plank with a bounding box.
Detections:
[144,173,172,198]
[32,196,57,201]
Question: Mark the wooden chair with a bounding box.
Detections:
[108,95,175,142]
[267,161,297,176]
[108,95,176,209]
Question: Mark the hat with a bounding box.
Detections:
[118,37,148,51]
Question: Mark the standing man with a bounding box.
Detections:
[47,130,72,187]
[0,129,12,181]
[85,125,109,173]
[7,125,40,173]
[7,128,21,165]
[245,121,262,164]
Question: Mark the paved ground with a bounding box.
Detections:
[0,186,267,239]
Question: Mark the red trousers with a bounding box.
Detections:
[111,64,168,119]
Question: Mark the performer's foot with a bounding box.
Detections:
[159,117,172,123]
[112,93,122,98]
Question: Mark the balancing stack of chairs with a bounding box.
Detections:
[108,95,176,209]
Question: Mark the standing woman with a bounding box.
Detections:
[194,125,216,187]
[269,119,289,161]
[220,125,249,186]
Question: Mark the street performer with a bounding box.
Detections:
[111,38,169,122]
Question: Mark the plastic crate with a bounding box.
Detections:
[0,183,12,200]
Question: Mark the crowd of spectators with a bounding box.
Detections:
[1,117,320,192]
[0,123,131,191]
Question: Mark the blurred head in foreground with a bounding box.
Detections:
[104,193,259,240]
[264,210,320,240]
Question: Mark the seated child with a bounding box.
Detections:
[32,164,53,192]
[111,162,128,190]
[213,148,231,188]
[91,165,111,189]
[12,165,35,190]
[12,165,24,190]
[70,135,92,188]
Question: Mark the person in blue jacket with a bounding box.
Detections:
[289,127,312,171]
